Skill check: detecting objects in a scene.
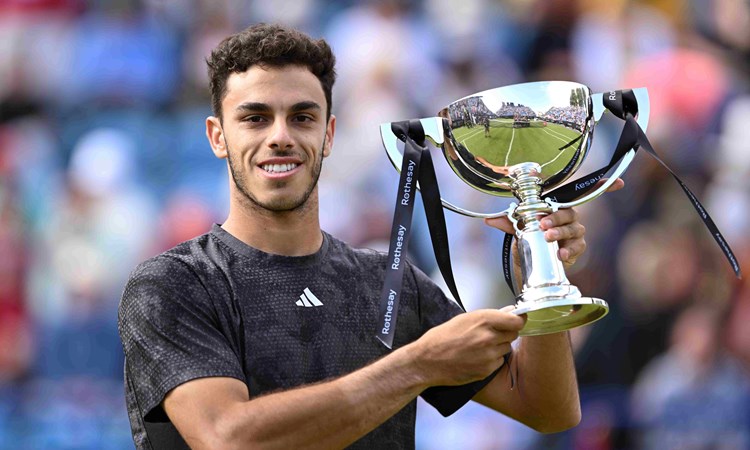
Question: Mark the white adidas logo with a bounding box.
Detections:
[296,288,324,307]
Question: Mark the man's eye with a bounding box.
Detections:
[243,116,266,123]
[293,115,314,122]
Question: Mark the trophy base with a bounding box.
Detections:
[513,297,609,336]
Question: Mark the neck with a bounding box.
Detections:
[221,188,324,257]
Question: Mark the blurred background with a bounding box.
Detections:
[1,0,749,448]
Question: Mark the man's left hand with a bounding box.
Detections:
[483,178,625,266]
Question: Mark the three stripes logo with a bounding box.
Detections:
[296,288,323,307]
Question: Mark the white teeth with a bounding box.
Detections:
[261,163,298,173]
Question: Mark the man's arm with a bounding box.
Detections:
[472,179,626,432]
[164,309,525,450]
[473,332,581,433]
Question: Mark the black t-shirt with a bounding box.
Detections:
[118,225,470,449]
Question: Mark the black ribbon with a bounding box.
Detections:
[377,120,465,349]
[631,125,742,277]
[376,120,426,349]
[417,129,466,314]
[502,233,516,295]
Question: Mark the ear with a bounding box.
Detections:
[206,116,227,159]
[323,114,336,158]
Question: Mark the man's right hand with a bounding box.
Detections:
[408,306,526,387]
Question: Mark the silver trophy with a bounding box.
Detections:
[380,81,650,336]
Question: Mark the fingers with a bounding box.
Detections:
[484,216,515,234]
[496,343,513,361]
[541,209,585,242]
[416,309,525,385]
[540,208,586,265]
[540,208,578,231]
[488,204,591,266]
[475,308,526,334]
[544,221,585,242]
[558,238,586,265]
[595,177,625,193]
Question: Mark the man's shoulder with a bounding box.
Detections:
[120,232,220,312]
[324,233,432,287]
[129,232,217,280]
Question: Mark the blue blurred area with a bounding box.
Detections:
[1,0,750,448]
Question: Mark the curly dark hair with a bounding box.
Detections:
[206,23,337,121]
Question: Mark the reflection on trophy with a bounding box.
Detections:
[380,81,651,336]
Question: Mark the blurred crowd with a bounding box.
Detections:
[1,0,749,448]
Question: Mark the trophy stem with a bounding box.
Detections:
[507,162,609,336]
[509,162,552,231]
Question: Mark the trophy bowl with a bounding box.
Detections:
[381,81,650,336]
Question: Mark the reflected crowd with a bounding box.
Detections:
[540,106,587,129]
[1,0,750,448]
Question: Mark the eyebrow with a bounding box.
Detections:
[236,102,271,113]
[290,101,322,113]
[235,101,322,114]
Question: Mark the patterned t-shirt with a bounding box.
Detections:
[118,224,469,449]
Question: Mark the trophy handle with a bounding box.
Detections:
[380,119,511,219]
[546,87,650,210]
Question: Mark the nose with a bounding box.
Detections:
[268,119,294,150]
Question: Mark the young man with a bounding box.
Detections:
[119,24,615,449]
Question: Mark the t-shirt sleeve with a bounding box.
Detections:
[407,262,501,417]
[118,256,245,421]
[407,262,465,332]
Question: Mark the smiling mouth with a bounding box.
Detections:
[261,163,299,174]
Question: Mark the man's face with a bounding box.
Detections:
[209,65,334,213]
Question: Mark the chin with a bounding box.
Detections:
[256,194,311,212]
[237,180,318,213]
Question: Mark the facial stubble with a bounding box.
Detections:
[224,136,327,213]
